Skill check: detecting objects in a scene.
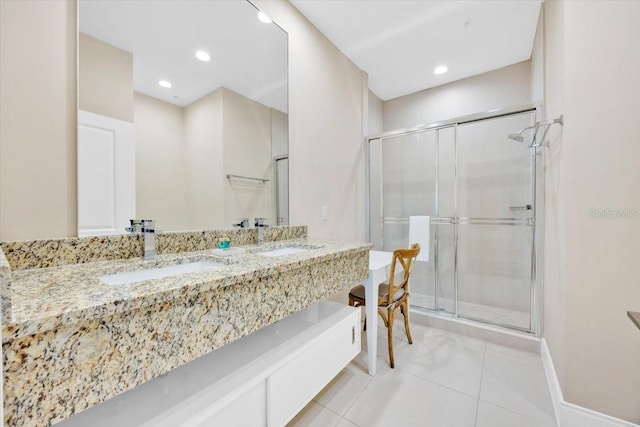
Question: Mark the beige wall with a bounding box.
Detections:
[134,93,188,231]
[367,90,383,136]
[271,109,288,158]
[79,33,133,123]
[0,0,77,241]
[384,61,532,131]
[544,0,640,422]
[253,0,366,242]
[183,89,225,230]
[529,9,544,103]
[222,88,274,226]
[135,87,275,232]
[542,0,567,392]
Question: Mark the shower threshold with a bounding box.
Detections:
[408,304,540,353]
[411,294,531,332]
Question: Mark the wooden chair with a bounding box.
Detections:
[348,244,421,368]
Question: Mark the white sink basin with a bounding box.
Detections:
[99,261,225,285]
[258,247,311,257]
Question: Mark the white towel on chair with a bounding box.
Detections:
[409,216,430,262]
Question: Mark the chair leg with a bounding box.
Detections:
[387,307,395,369]
[401,301,413,345]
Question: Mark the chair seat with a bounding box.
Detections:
[349,283,405,305]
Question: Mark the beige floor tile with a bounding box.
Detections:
[336,321,555,427]
[399,339,485,397]
[313,368,371,416]
[335,417,359,427]
[480,344,556,424]
[344,370,477,427]
[286,401,341,427]
[475,400,557,427]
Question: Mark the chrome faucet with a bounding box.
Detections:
[233,217,250,229]
[126,219,157,260]
[255,217,269,245]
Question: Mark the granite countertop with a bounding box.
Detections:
[628,311,640,331]
[2,239,370,341]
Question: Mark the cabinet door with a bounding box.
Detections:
[267,311,360,427]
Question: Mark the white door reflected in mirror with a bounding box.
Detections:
[78,111,135,237]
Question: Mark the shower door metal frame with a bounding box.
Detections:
[274,155,289,226]
[365,103,543,336]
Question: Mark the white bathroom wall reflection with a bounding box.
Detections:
[77,0,288,235]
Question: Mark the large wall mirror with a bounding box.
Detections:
[77,0,288,236]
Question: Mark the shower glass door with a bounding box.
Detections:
[456,112,536,330]
[369,131,438,310]
[368,126,456,314]
[367,107,538,333]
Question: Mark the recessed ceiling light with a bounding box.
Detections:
[195,50,210,62]
[434,65,448,75]
[158,80,172,88]
[258,11,272,24]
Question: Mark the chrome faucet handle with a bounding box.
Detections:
[140,219,155,233]
[125,219,143,233]
[233,218,250,228]
[255,217,268,227]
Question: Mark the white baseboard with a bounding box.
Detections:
[541,338,639,427]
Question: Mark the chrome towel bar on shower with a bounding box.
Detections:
[226,174,269,183]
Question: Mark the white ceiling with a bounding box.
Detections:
[290,0,542,101]
[79,0,288,112]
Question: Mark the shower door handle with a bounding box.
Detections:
[509,205,532,211]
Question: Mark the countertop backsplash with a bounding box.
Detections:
[0,225,307,271]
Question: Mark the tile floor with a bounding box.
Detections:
[287,319,557,427]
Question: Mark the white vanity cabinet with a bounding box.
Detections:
[58,301,361,427]
[268,310,361,426]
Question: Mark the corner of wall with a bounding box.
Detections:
[541,0,567,394]
[251,0,366,242]
[530,4,544,103]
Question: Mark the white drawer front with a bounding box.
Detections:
[267,309,360,427]
[195,381,266,427]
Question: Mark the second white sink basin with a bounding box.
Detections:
[99,261,225,286]
[258,247,311,257]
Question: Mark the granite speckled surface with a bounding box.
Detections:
[0,225,307,270]
[0,249,10,318]
[0,234,144,271]
[1,233,369,427]
[156,225,306,255]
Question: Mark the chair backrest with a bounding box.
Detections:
[386,243,421,304]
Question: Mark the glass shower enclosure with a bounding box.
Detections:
[367,105,541,334]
